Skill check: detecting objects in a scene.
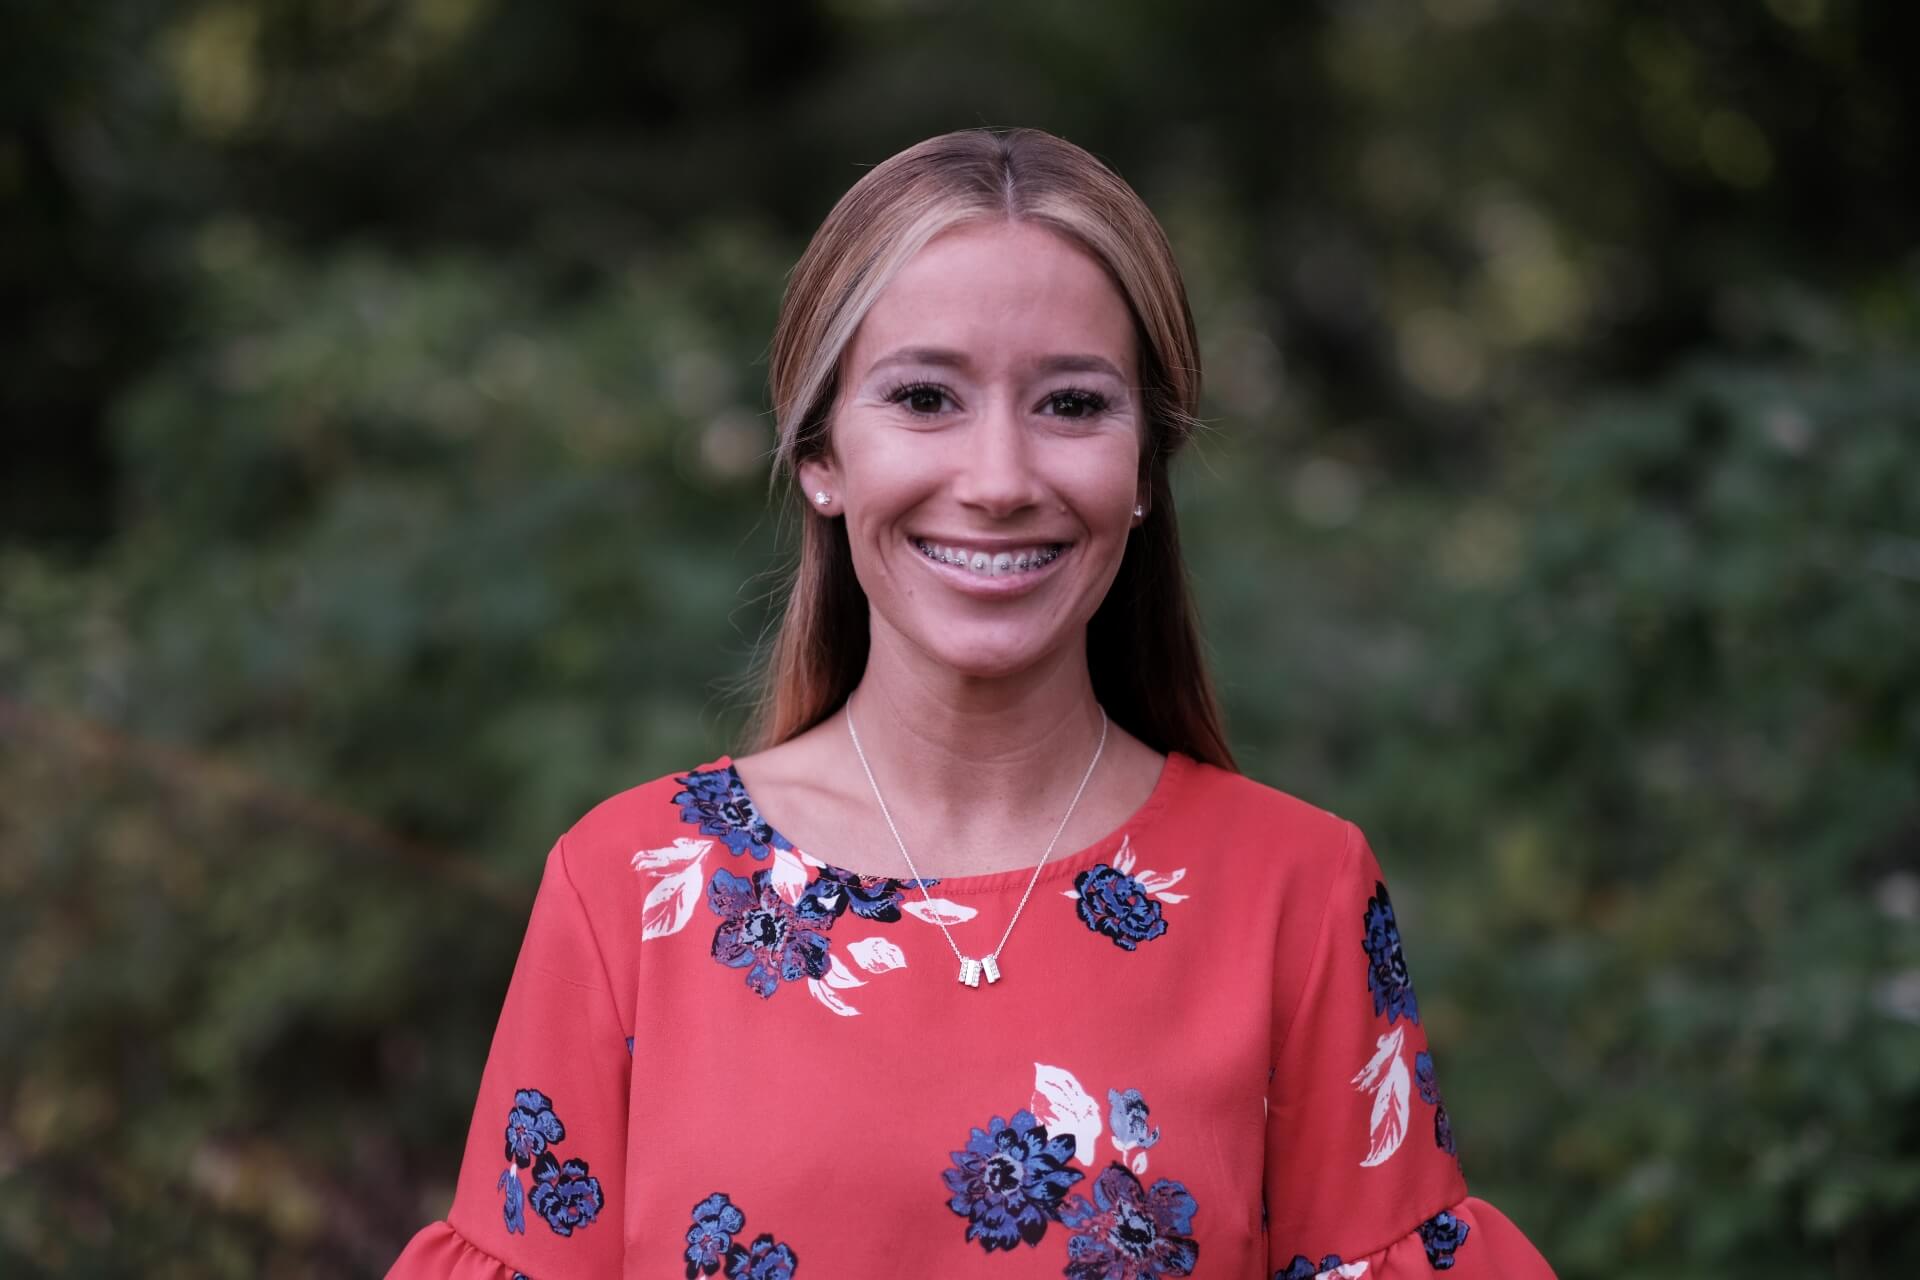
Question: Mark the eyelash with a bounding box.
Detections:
[881,381,1111,419]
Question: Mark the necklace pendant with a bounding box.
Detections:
[958,957,983,988]
[981,954,1001,984]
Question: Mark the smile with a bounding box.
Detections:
[912,538,1068,578]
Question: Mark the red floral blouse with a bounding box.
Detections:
[388,751,1556,1279]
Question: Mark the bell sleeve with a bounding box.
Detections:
[388,835,631,1279]
[1264,821,1555,1278]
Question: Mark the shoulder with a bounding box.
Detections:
[547,760,730,899]
[1175,755,1354,852]
[1171,755,1362,891]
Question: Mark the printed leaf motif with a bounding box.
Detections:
[1136,866,1185,894]
[847,936,907,973]
[823,952,866,990]
[1326,1264,1370,1278]
[1128,1150,1148,1176]
[903,897,979,926]
[629,836,711,871]
[1349,1025,1410,1168]
[806,977,860,1016]
[770,847,810,906]
[1030,1063,1102,1166]
[640,858,707,940]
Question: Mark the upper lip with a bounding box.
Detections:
[910,534,1073,550]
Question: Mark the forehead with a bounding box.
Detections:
[845,220,1138,377]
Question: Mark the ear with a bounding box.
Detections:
[797,453,839,513]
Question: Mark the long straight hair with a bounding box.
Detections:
[746,128,1236,771]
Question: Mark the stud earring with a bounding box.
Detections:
[815,492,830,506]
[1133,505,1144,518]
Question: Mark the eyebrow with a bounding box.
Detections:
[865,346,1129,382]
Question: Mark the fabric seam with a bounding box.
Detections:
[1268,816,1358,1069]
[557,831,628,1039]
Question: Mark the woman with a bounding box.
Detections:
[388,128,1555,1279]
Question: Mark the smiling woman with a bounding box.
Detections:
[386,128,1557,1279]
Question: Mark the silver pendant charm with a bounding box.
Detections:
[982,954,1001,984]
[958,957,982,987]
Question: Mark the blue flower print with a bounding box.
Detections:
[674,766,792,860]
[529,1152,603,1236]
[1107,1088,1161,1152]
[1418,1210,1470,1269]
[1060,1162,1199,1279]
[798,862,938,924]
[708,867,834,998]
[499,1166,525,1234]
[1074,863,1168,951]
[943,1109,1085,1251]
[725,1233,799,1279]
[1414,1051,1441,1104]
[504,1088,565,1166]
[1362,880,1420,1025]
[1276,1257,1344,1280]
[686,1192,746,1278]
[1414,1050,1457,1155]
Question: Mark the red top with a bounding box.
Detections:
[388,751,1556,1279]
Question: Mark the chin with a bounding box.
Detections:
[912,623,1076,681]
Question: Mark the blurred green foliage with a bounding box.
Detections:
[3,1,1917,1276]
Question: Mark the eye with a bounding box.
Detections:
[1042,388,1110,419]
[884,381,953,416]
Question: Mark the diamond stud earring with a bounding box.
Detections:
[815,492,830,506]
[1133,505,1144,517]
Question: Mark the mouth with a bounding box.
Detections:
[910,537,1071,579]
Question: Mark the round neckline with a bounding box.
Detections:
[701,748,1193,897]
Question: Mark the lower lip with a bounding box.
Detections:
[908,540,1071,597]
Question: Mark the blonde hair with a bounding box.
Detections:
[747,127,1235,769]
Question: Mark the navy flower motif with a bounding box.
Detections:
[943,1109,1085,1251]
[686,1192,746,1278]
[1362,880,1420,1025]
[1060,1162,1199,1279]
[726,1233,799,1279]
[1107,1088,1161,1152]
[1414,1051,1441,1104]
[1276,1257,1344,1280]
[1074,863,1169,951]
[504,1088,565,1166]
[498,1166,526,1234]
[798,862,937,924]
[708,866,834,998]
[1418,1210,1471,1269]
[530,1153,604,1237]
[1414,1050,1457,1155]
[674,766,792,860]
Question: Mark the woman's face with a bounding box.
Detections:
[799,219,1147,682]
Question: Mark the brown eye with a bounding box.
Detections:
[887,383,950,415]
[1046,389,1108,418]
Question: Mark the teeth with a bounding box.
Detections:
[914,539,1064,576]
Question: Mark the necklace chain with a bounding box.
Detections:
[845,702,1109,987]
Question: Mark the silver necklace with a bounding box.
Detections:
[845,702,1109,988]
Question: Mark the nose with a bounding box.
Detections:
[952,395,1044,517]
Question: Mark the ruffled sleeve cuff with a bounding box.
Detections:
[1274,1196,1555,1279]
[386,1220,531,1280]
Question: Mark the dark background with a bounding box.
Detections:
[3,1,1917,1275]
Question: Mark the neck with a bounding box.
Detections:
[843,626,1109,834]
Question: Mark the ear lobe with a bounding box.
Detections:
[797,454,837,506]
